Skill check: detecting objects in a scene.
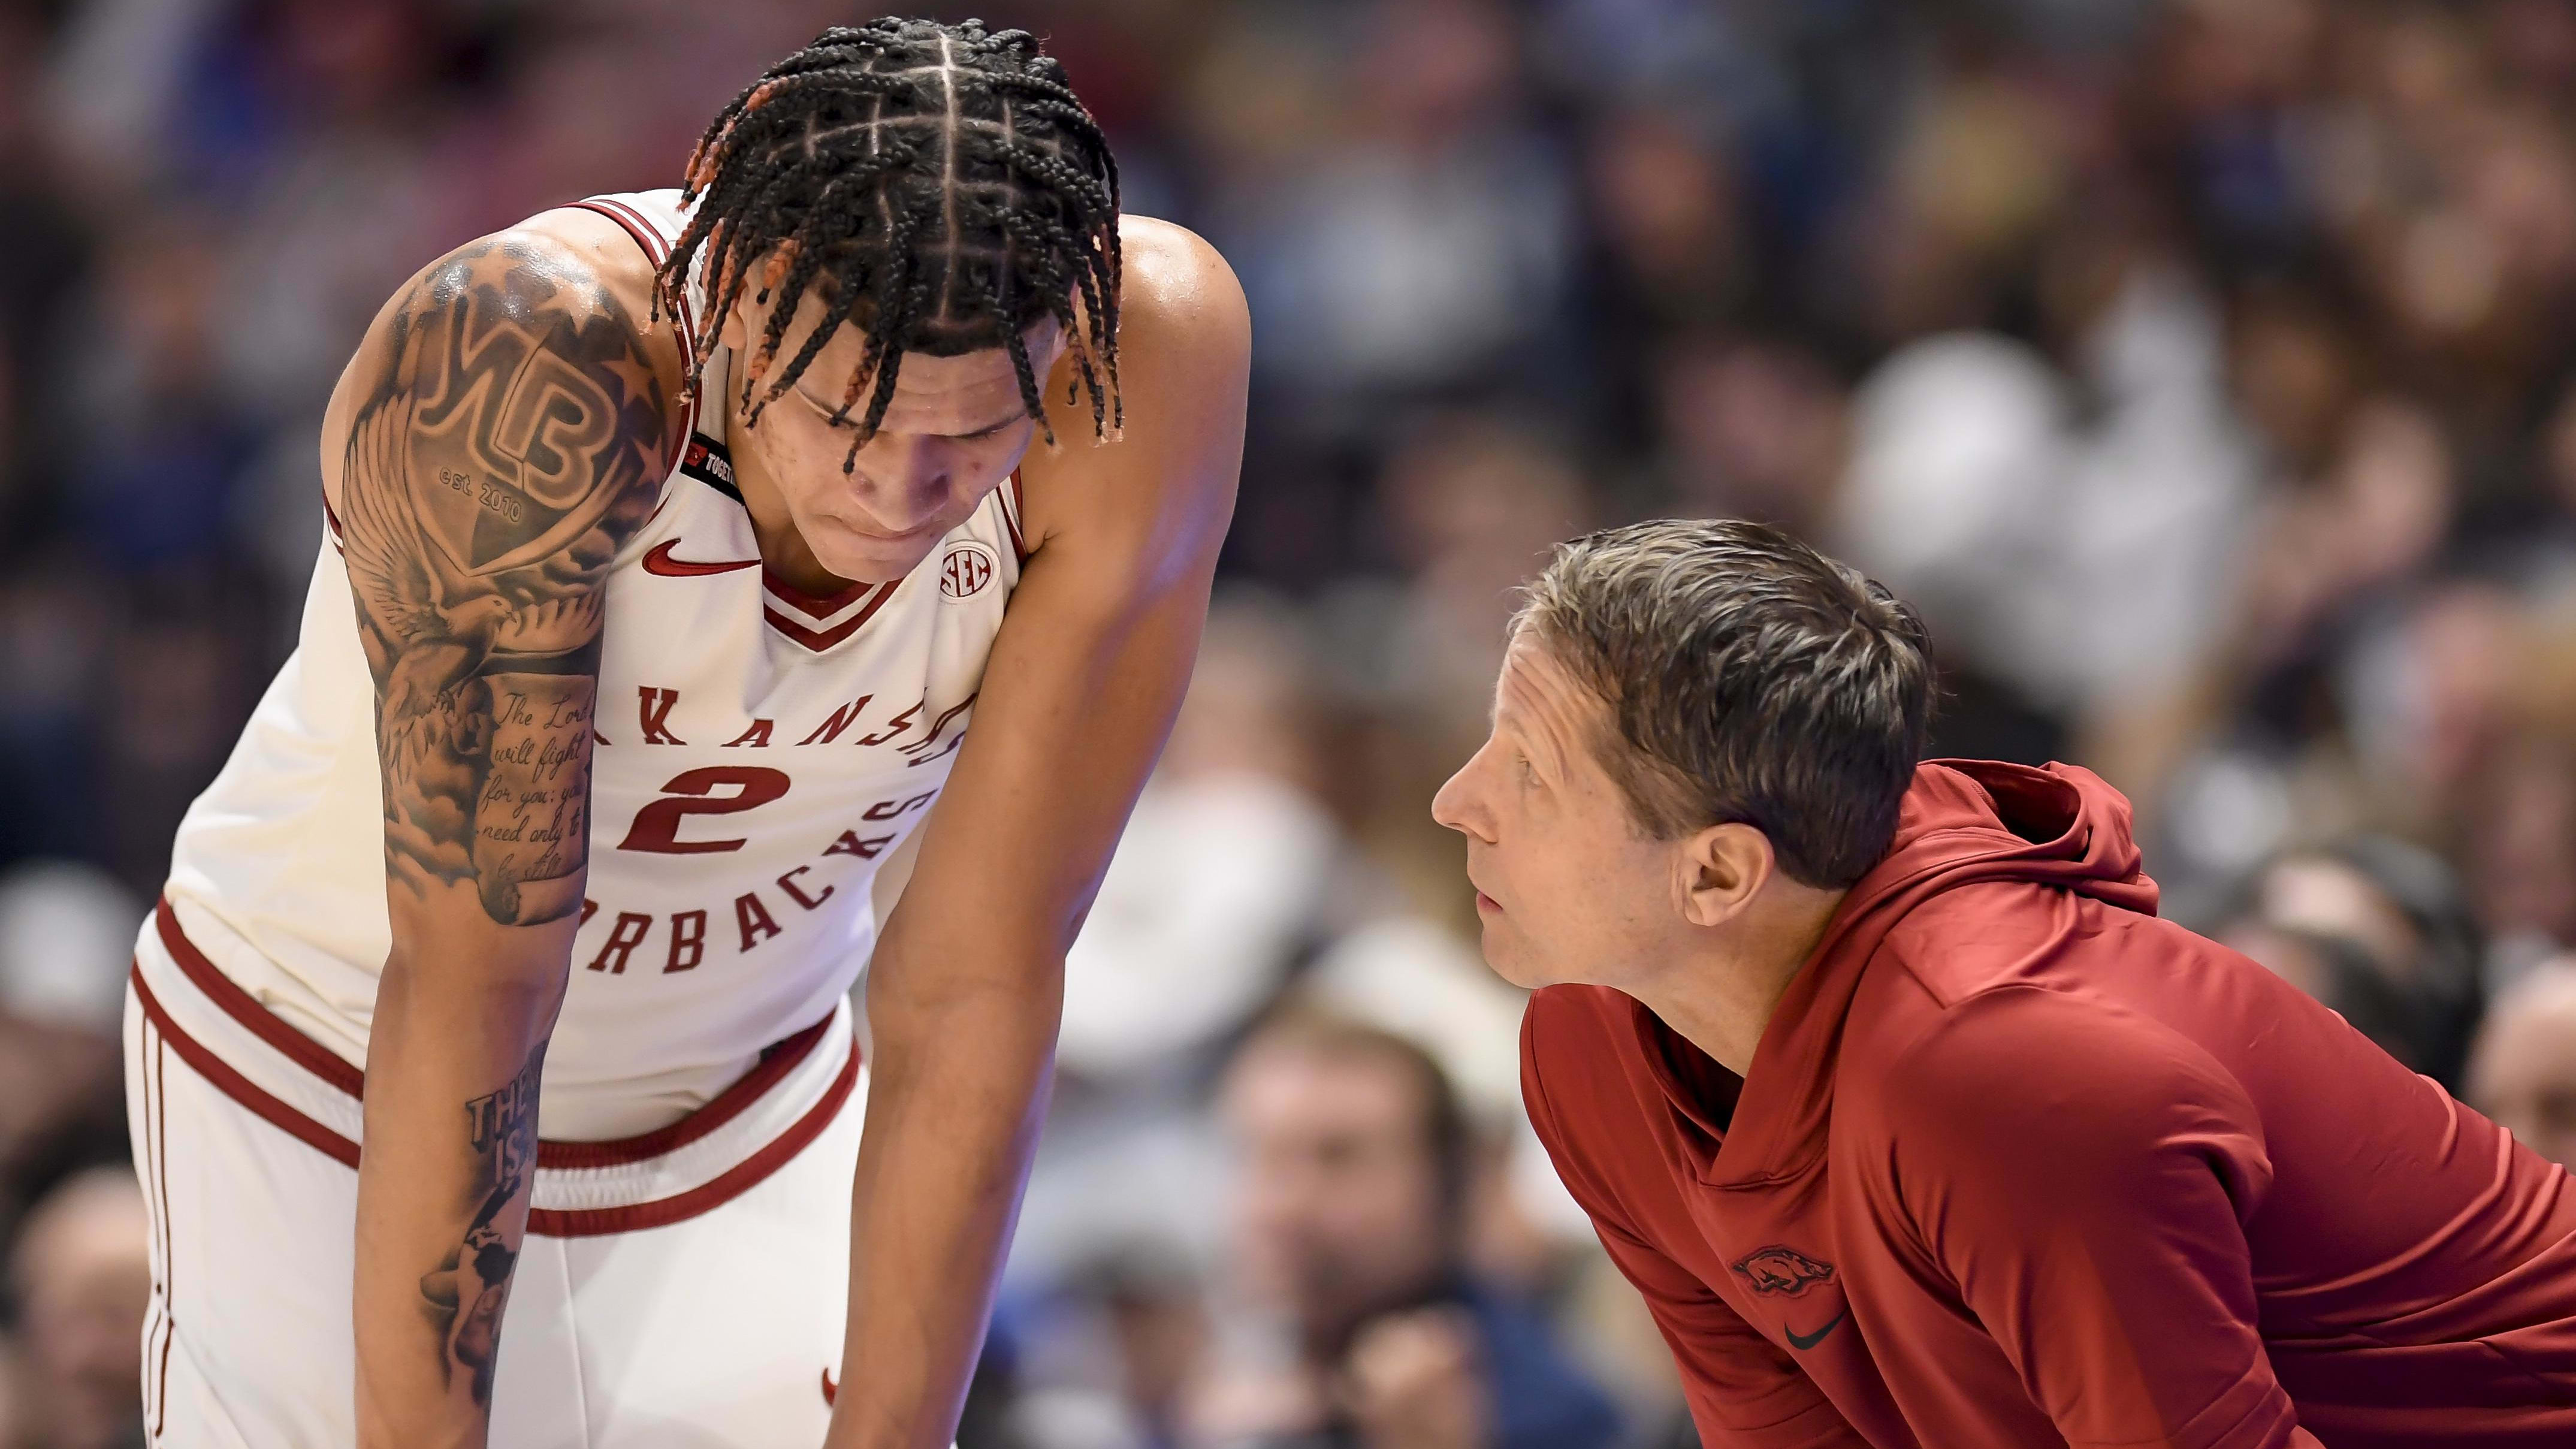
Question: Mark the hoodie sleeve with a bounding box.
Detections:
[1523,1004,1870,1449]
[1874,985,2325,1449]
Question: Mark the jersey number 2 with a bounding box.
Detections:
[617,767,792,854]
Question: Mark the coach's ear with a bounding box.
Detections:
[1676,822,1775,929]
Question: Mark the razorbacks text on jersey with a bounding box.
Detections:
[146,189,1026,1140]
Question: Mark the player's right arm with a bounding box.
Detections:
[322,222,680,1448]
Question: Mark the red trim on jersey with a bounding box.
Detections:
[527,1042,857,1237]
[149,1037,173,1439]
[146,898,857,1231]
[1002,470,1030,565]
[569,197,698,358]
[534,1014,833,1170]
[568,195,703,462]
[763,581,902,653]
[155,898,365,1095]
[130,964,363,1168]
[764,570,879,616]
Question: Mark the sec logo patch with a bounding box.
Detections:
[940,541,996,602]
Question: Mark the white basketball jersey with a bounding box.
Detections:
[159,190,1024,1137]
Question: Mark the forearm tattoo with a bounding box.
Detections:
[339,236,670,926]
[418,1046,544,1406]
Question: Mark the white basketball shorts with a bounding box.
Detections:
[123,899,867,1448]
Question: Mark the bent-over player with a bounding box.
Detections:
[123,19,1246,1448]
[1436,519,2576,1447]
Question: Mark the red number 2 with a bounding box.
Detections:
[617,767,792,854]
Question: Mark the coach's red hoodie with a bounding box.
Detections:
[1523,760,2576,1449]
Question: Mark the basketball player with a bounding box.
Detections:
[122,19,1245,1449]
[1436,520,2576,1446]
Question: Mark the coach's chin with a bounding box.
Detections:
[1430,517,2576,1449]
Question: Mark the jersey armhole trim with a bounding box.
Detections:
[566,196,702,470]
[1001,469,1030,565]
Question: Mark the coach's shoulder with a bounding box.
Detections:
[1113,216,1250,360]
[1858,985,2263,1185]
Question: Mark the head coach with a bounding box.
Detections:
[1432,518,2576,1448]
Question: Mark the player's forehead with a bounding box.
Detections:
[772,291,1055,434]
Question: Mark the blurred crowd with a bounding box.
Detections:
[13,0,2576,1445]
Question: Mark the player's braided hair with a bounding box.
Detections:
[659,17,1122,469]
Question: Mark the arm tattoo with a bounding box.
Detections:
[339,236,671,926]
[417,1046,544,1406]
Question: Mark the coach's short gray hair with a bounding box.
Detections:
[1514,518,1934,888]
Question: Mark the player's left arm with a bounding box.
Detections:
[823,220,1248,1449]
[1879,986,2328,1449]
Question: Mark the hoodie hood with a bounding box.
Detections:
[1632,759,2160,1188]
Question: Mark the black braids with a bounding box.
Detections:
[998,287,1055,450]
[750,279,859,430]
[997,201,1112,430]
[749,164,881,369]
[987,138,1115,223]
[745,162,896,424]
[995,206,1100,426]
[660,17,1125,455]
[836,203,929,453]
[700,151,859,401]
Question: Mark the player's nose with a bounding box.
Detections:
[850,446,953,529]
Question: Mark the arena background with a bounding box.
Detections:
[8,1,2576,1445]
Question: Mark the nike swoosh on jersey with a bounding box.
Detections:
[1786,1308,1847,1351]
[642,540,760,576]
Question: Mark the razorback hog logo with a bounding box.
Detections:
[1730,1245,1837,1297]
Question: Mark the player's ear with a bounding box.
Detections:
[715,244,796,357]
[716,282,751,355]
[1677,823,1774,929]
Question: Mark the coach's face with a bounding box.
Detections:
[721,277,1064,584]
[1433,630,1702,991]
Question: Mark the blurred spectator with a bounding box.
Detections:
[1214,0,1575,424]
[4,1168,149,1449]
[2469,961,2576,1172]
[0,863,141,1036]
[1185,1012,1620,1449]
[1010,594,1344,1295]
[2214,837,2484,1087]
[1056,593,1342,1085]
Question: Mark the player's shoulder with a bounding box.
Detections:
[319,205,686,518]
[1110,215,1249,357]
[366,204,678,363]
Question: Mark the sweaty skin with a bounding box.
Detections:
[321,203,1245,1449]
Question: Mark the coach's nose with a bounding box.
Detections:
[1431,746,1496,844]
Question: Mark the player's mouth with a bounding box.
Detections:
[1473,887,1500,914]
[838,517,944,547]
